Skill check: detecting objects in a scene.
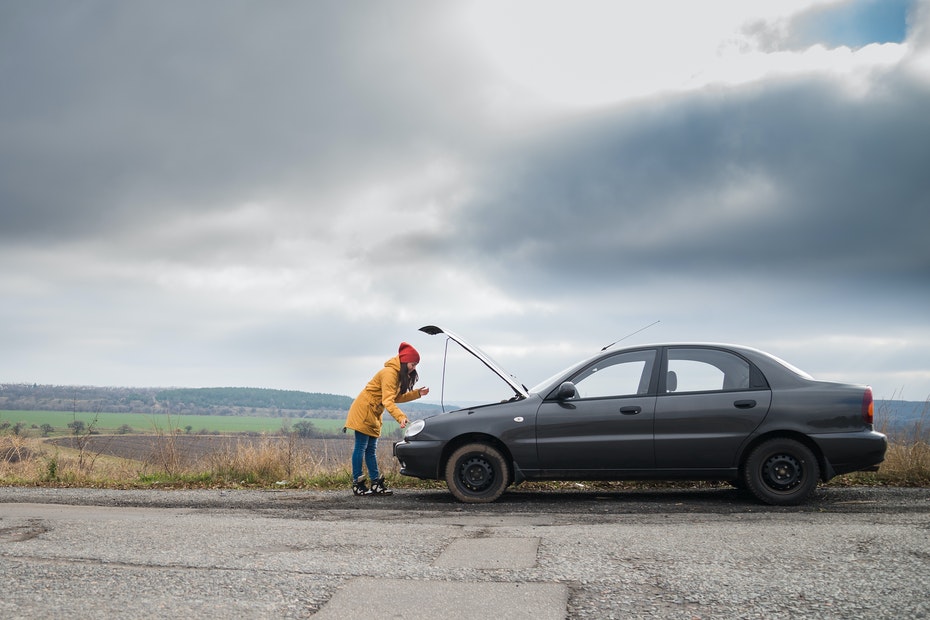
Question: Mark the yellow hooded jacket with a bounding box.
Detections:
[344,356,421,437]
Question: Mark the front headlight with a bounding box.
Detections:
[405,419,426,438]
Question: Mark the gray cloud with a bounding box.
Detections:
[0,1,490,241]
[451,74,930,296]
[1,1,928,401]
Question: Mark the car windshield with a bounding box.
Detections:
[528,357,592,395]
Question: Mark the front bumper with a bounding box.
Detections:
[393,438,445,480]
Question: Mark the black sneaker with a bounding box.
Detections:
[352,476,371,496]
[370,476,393,496]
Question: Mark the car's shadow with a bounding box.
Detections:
[389,484,905,515]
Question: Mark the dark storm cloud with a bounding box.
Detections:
[0,1,486,242]
[448,72,930,296]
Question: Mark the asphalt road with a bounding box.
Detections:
[1,485,929,619]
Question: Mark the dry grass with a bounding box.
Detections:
[0,432,406,489]
[201,434,351,484]
[841,401,930,486]
[2,422,928,489]
[881,439,930,485]
[0,433,140,487]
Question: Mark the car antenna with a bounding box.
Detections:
[601,320,660,351]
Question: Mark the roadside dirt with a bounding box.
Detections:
[3,483,928,517]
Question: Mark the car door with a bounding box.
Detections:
[654,346,771,469]
[536,348,658,474]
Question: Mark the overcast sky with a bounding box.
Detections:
[2,0,928,405]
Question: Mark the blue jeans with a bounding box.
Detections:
[352,431,379,481]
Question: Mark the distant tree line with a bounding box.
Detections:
[0,383,444,419]
[154,387,353,411]
[0,384,352,417]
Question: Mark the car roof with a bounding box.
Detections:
[603,341,814,382]
[421,325,816,399]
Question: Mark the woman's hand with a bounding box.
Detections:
[418,386,430,397]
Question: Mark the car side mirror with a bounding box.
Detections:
[557,381,577,400]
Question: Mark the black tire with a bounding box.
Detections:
[744,438,820,506]
[444,442,510,503]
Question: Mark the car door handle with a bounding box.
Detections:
[734,399,757,409]
[619,406,642,415]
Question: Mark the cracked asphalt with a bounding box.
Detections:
[1,485,929,619]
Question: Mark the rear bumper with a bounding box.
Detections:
[811,429,888,477]
[393,439,445,480]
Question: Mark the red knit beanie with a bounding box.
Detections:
[398,342,420,364]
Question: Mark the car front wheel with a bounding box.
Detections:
[744,438,820,506]
[444,443,510,503]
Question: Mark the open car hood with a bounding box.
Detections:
[419,325,529,400]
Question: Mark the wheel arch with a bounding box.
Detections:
[738,431,832,482]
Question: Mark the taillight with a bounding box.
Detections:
[862,387,874,425]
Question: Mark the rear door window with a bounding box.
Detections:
[666,348,751,393]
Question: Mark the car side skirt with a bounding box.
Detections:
[521,468,740,481]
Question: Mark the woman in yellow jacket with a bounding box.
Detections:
[345,342,429,495]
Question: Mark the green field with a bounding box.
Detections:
[0,410,398,436]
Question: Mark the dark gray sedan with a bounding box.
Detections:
[393,326,887,505]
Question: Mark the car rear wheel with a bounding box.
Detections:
[444,443,510,503]
[744,438,820,506]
